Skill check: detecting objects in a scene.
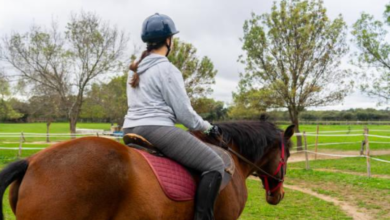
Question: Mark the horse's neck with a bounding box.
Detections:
[216,157,251,218]
[230,145,254,178]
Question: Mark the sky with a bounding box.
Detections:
[1,0,389,110]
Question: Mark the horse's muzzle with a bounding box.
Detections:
[266,188,285,205]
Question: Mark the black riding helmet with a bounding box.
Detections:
[141,13,179,56]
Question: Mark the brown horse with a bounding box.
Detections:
[0,120,294,220]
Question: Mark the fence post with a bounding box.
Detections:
[315,125,319,160]
[360,127,366,155]
[365,128,371,178]
[18,132,23,158]
[303,131,310,170]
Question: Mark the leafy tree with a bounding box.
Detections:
[238,0,350,148]
[1,11,128,134]
[8,98,30,122]
[0,70,10,98]
[351,4,390,104]
[80,84,107,122]
[28,94,63,141]
[0,71,22,121]
[192,97,228,121]
[168,38,217,102]
[81,72,128,126]
[102,73,128,126]
[229,85,281,120]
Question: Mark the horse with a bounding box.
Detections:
[0,120,294,220]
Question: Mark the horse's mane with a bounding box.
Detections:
[193,116,291,163]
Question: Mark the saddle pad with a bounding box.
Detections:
[135,149,196,201]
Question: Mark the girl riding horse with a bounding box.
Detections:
[123,13,224,220]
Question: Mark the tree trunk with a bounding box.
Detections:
[70,117,77,139]
[288,108,303,151]
[293,117,303,151]
[46,120,51,143]
[68,94,83,139]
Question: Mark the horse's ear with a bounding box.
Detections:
[284,125,295,140]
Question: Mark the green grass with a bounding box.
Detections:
[240,179,352,220]
[0,122,113,142]
[289,155,390,175]
[287,169,390,191]
[0,122,111,133]
[2,188,14,220]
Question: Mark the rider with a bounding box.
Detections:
[123,13,224,220]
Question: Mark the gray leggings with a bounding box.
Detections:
[123,126,224,176]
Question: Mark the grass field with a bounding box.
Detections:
[286,169,390,219]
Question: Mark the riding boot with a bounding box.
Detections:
[194,171,223,220]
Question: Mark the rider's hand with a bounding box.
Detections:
[204,125,221,137]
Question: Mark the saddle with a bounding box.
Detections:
[123,133,235,201]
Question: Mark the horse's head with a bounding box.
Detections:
[191,119,294,206]
[256,124,294,205]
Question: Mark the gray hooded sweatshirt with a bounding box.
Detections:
[123,53,211,131]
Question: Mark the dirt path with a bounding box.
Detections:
[283,184,372,220]
[288,149,390,163]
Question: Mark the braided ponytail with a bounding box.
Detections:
[129,39,169,88]
[130,50,150,88]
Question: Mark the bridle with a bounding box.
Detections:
[259,134,286,195]
[217,133,286,195]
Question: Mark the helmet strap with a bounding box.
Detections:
[165,38,172,57]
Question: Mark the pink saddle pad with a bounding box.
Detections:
[135,149,196,201]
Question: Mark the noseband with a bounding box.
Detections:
[217,133,286,195]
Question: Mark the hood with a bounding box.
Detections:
[137,53,169,74]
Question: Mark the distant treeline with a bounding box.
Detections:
[226,108,390,123]
[267,108,390,122]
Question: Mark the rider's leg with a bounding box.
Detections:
[124,126,224,220]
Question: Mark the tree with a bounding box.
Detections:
[0,70,10,98]
[81,72,128,126]
[192,97,228,121]
[229,83,281,120]
[28,94,63,142]
[1,11,128,134]
[0,70,22,121]
[238,0,350,149]
[168,38,217,102]
[80,83,107,122]
[351,5,390,104]
[101,73,128,126]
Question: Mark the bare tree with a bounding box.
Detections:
[1,11,129,134]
